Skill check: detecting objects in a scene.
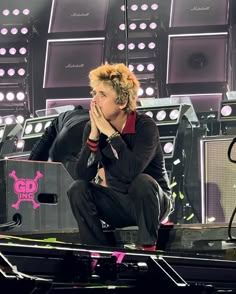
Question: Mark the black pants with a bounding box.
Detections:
[67,173,170,246]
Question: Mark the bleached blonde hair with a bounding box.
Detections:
[89,63,140,113]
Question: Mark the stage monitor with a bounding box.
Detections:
[43,38,105,88]
[46,98,92,110]
[170,93,222,114]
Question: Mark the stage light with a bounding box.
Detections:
[5,116,14,124]
[16,139,25,150]
[118,20,159,37]
[129,61,155,75]
[0,115,19,125]
[20,114,59,152]
[160,136,176,158]
[137,97,199,127]
[0,86,27,104]
[1,7,32,22]
[0,62,27,82]
[21,115,59,140]
[0,106,30,127]
[0,43,28,57]
[115,38,157,59]
[220,100,236,121]
[138,81,158,98]
[0,25,30,38]
[16,115,25,124]
[120,1,159,20]
[221,105,232,117]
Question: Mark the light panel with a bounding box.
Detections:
[0,115,19,125]
[0,43,28,57]
[0,25,30,38]
[120,1,160,21]
[0,62,27,83]
[115,37,157,59]
[21,115,58,140]
[137,97,199,131]
[0,86,27,104]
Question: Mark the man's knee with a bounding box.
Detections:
[129,174,158,199]
[67,179,88,202]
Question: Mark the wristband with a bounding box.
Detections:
[87,138,99,151]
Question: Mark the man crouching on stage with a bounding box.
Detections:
[67,63,173,251]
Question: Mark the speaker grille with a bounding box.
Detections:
[167,33,228,85]
[201,136,236,223]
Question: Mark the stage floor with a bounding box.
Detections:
[1,223,236,293]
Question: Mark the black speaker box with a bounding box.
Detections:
[0,159,76,234]
[200,135,236,224]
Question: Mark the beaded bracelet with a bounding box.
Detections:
[106,131,120,144]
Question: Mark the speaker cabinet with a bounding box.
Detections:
[169,0,229,28]
[48,0,109,33]
[43,38,105,88]
[200,136,236,224]
[166,33,228,86]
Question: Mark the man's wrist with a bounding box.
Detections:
[88,136,99,142]
[89,133,99,141]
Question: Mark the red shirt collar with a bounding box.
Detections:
[122,111,136,134]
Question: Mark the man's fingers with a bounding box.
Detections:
[94,104,102,118]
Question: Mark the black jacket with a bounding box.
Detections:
[76,112,171,195]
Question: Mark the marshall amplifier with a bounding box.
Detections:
[169,0,229,28]
[43,38,105,88]
[48,0,109,33]
[166,32,229,93]
[0,159,77,234]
